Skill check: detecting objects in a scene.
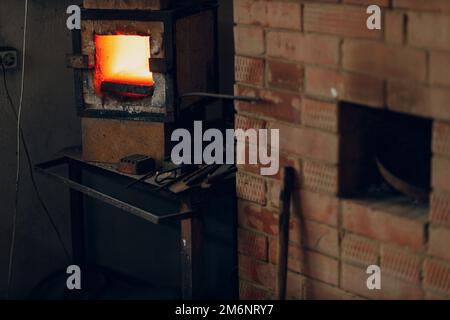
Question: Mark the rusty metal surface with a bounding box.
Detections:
[376,157,429,202]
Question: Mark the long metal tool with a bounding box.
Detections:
[376,157,429,202]
[277,167,295,300]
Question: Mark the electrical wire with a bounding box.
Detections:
[2,65,70,258]
[4,0,70,299]
[6,0,29,299]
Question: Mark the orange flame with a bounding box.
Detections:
[94,34,154,95]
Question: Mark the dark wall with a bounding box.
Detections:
[0,0,234,299]
[0,0,82,298]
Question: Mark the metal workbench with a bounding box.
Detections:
[35,148,236,299]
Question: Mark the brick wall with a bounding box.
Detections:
[234,0,450,300]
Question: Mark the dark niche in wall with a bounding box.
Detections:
[339,102,432,204]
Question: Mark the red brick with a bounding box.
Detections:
[268,186,340,226]
[234,26,264,56]
[235,56,264,86]
[267,122,339,164]
[387,81,421,117]
[304,4,382,39]
[234,0,265,25]
[240,153,301,182]
[239,254,276,291]
[267,31,339,66]
[387,80,450,121]
[238,228,268,261]
[267,60,303,92]
[289,219,340,257]
[235,85,301,123]
[276,155,302,182]
[342,233,379,266]
[233,0,302,30]
[305,67,385,108]
[236,171,266,205]
[408,12,450,50]
[236,145,261,178]
[424,258,450,295]
[267,179,281,209]
[425,291,450,300]
[303,278,363,300]
[342,200,426,251]
[238,200,278,236]
[237,152,300,185]
[344,0,389,7]
[430,51,450,87]
[385,11,405,45]
[269,241,339,286]
[294,190,339,226]
[433,122,450,158]
[341,263,424,299]
[342,40,427,81]
[394,0,450,12]
[286,271,304,299]
[239,279,273,300]
[302,99,338,133]
[431,190,450,227]
[429,226,450,262]
[381,246,422,284]
[235,114,265,132]
[302,160,338,195]
[433,157,450,193]
[298,249,339,286]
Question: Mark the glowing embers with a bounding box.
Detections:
[94,34,154,98]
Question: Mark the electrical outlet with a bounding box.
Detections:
[0,47,18,70]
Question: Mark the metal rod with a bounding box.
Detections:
[180,92,262,103]
[277,167,295,300]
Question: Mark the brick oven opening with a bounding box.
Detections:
[340,102,432,204]
[94,34,154,98]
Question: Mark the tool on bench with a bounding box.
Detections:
[170,164,221,194]
[154,165,199,192]
[277,167,295,301]
[201,165,237,189]
[125,167,162,189]
[184,164,221,186]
